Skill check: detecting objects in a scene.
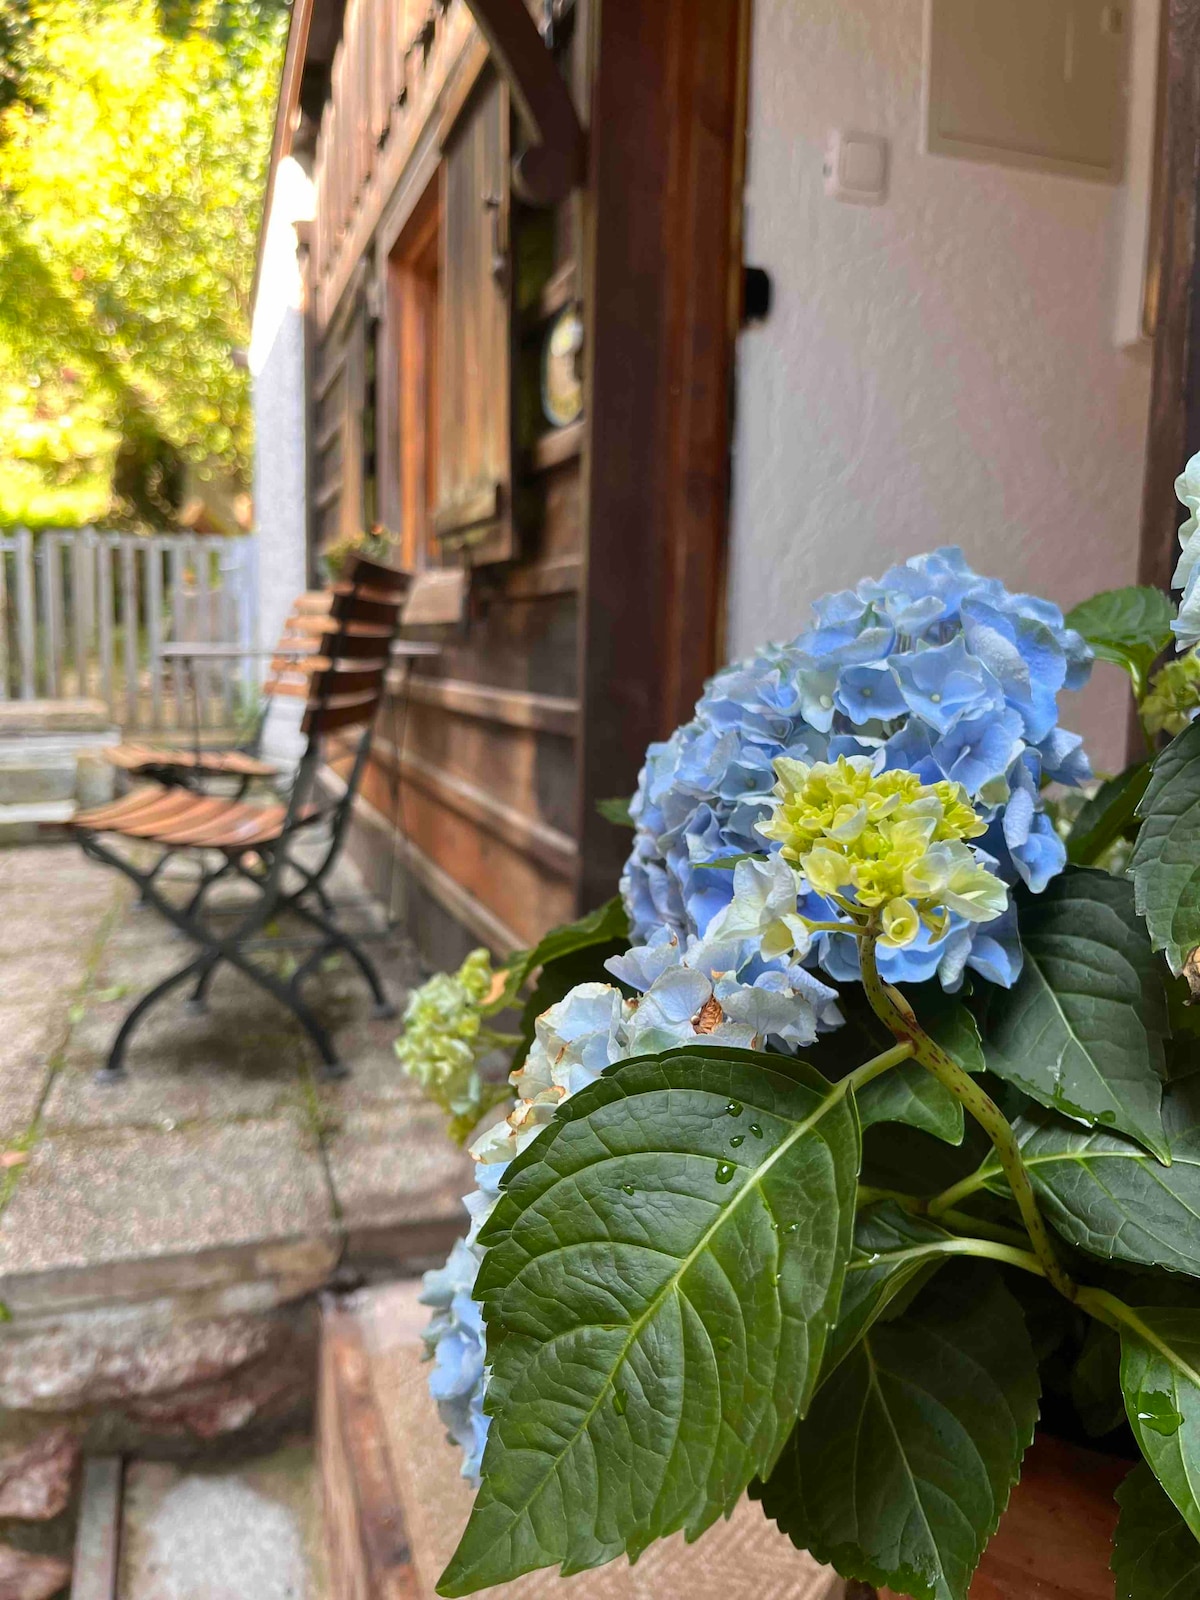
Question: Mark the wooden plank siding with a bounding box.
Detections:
[289,0,746,957]
[306,0,592,955]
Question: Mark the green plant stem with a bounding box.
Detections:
[801,921,868,938]
[1073,1287,1200,1384]
[479,1028,524,1049]
[858,933,1077,1303]
[855,1186,1035,1250]
[935,1238,1046,1278]
[938,1207,1032,1249]
[929,1167,992,1214]
[844,1040,916,1094]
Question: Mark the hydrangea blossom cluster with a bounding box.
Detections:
[1172,450,1200,652]
[418,926,842,1480]
[394,948,509,1143]
[622,547,1092,991]
[1142,651,1200,738]
[749,754,1007,952]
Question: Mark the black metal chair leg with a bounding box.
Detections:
[289,897,396,1019]
[218,946,347,1080]
[185,956,221,1013]
[98,955,210,1085]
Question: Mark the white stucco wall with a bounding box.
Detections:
[250,157,314,769]
[250,156,314,666]
[728,0,1155,772]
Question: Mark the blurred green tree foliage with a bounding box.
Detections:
[0,0,287,527]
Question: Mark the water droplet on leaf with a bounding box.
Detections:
[725,1101,743,1117]
[784,1221,800,1234]
[749,1123,764,1139]
[612,1388,628,1415]
[1136,1391,1184,1435]
[621,1183,635,1196]
[715,1334,733,1351]
[715,1161,736,1184]
[730,1134,744,1148]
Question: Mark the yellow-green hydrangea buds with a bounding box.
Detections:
[1142,650,1200,738]
[757,754,1005,944]
[394,948,511,1142]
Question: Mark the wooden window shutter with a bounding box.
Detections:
[435,67,515,565]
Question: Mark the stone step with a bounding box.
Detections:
[69,1444,329,1600]
[318,1282,845,1599]
[0,763,77,807]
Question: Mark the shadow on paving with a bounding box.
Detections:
[0,841,472,1317]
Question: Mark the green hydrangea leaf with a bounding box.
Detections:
[1066,587,1176,695]
[978,1093,1200,1276]
[595,796,634,827]
[1071,1322,1126,1439]
[494,896,630,1011]
[1130,720,1200,974]
[754,1266,1039,1600]
[437,1045,861,1596]
[1118,1306,1200,1545]
[1067,762,1152,867]
[1113,1462,1200,1599]
[975,870,1169,1161]
[822,1201,964,1378]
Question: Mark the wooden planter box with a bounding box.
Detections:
[881,1434,1129,1600]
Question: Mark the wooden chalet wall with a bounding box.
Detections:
[306,0,589,960]
[292,0,749,963]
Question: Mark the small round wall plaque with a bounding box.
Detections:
[541,304,584,428]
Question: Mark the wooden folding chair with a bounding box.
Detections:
[104,589,341,794]
[73,556,407,1085]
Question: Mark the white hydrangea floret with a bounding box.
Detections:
[1174,450,1200,651]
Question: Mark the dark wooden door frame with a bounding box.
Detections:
[575,0,752,911]
[1139,0,1200,590]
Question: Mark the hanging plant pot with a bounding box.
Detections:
[880,1434,1129,1600]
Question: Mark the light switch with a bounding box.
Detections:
[824,131,890,204]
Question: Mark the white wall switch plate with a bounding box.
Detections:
[824,130,890,204]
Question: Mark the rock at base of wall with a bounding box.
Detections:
[0,1543,70,1600]
[0,1431,78,1523]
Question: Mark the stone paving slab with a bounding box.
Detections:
[120,1439,328,1600]
[323,1101,472,1248]
[0,1118,334,1281]
[0,839,469,1327]
[0,1006,62,1146]
[44,996,312,1135]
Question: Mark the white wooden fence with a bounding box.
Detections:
[0,529,257,734]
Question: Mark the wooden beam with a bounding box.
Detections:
[70,1458,123,1600]
[395,675,579,735]
[1139,0,1200,591]
[576,0,751,911]
[459,0,587,204]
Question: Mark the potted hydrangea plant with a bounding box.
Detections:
[397,458,1200,1600]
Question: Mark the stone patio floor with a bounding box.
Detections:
[0,839,473,1320]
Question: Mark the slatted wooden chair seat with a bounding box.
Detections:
[73,555,408,1084]
[105,744,278,781]
[74,784,314,849]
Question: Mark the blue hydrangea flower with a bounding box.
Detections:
[622,548,1092,991]
[1173,450,1200,651]
[419,1237,490,1480]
